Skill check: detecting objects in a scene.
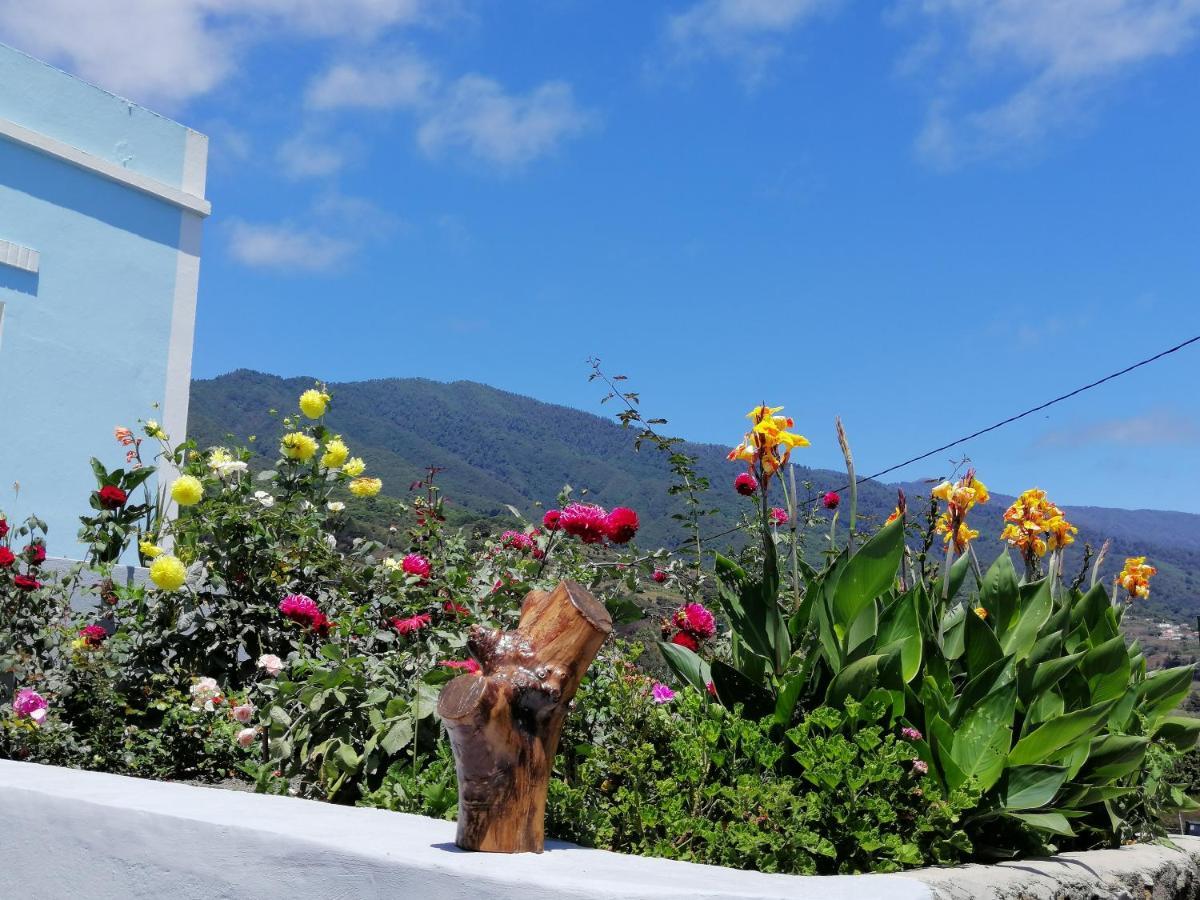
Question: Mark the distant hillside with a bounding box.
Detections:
[189,370,1200,623]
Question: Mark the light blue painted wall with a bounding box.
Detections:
[0,44,205,559]
[0,42,191,188]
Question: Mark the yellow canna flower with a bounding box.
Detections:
[1115,556,1156,601]
[280,432,318,462]
[1046,515,1077,551]
[321,437,349,469]
[299,389,330,419]
[974,607,988,620]
[1001,488,1073,562]
[348,477,382,498]
[171,475,204,507]
[729,404,808,486]
[150,555,188,591]
[342,457,366,477]
[933,470,987,553]
[139,540,163,559]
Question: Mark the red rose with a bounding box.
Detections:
[652,570,667,584]
[542,509,562,531]
[604,507,640,545]
[0,547,14,568]
[98,485,128,509]
[670,631,699,652]
[24,544,46,566]
[13,574,40,591]
[0,517,8,537]
[822,491,840,510]
[734,473,758,496]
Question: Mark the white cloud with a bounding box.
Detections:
[227,220,357,272]
[901,0,1200,165]
[0,0,434,108]
[276,130,351,179]
[1037,410,1200,448]
[305,59,595,167]
[666,0,836,83]
[305,57,436,110]
[416,76,593,166]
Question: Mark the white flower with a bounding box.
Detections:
[211,460,248,479]
[189,676,222,711]
[324,533,337,550]
[256,654,283,677]
[326,501,345,513]
[253,491,275,508]
[382,557,402,572]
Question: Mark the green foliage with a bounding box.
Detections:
[539,647,976,874]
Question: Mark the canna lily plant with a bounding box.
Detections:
[661,406,1199,854]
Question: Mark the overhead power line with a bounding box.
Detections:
[689,333,1200,546]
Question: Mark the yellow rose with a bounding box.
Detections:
[342,457,366,477]
[171,475,204,507]
[281,432,318,462]
[321,437,349,469]
[150,555,188,591]
[139,540,163,559]
[299,389,330,419]
[349,477,382,498]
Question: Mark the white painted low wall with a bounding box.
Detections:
[1,760,1198,900]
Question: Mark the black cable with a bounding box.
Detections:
[687,334,1200,547]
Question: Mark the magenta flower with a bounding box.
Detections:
[559,503,610,545]
[542,509,562,531]
[652,569,667,583]
[391,613,432,635]
[500,530,534,552]
[13,688,48,726]
[604,507,640,544]
[911,759,929,775]
[651,682,675,704]
[734,473,758,496]
[901,726,923,742]
[401,553,431,579]
[672,602,717,641]
[822,491,841,510]
[441,659,482,675]
[769,507,789,526]
[279,594,321,627]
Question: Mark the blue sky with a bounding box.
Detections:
[4,1,1199,512]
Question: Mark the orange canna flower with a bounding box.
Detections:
[1115,556,1156,601]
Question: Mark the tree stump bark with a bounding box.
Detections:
[438,580,612,853]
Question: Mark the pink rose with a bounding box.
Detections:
[236,727,258,748]
[232,703,255,723]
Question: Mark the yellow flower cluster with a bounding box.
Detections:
[139,540,163,559]
[342,456,366,477]
[933,471,989,553]
[1115,556,1156,600]
[1000,488,1077,559]
[299,388,330,419]
[171,475,204,507]
[349,477,383,498]
[728,405,809,480]
[281,432,318,462]
[150,555,187,591]
[321,437,349,469]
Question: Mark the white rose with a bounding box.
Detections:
[253,491,275,508]
[256,654,283,677]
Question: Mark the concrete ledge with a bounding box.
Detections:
[2,760,1197,900]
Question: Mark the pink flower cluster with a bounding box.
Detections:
[441,658,482,675]
[500,530,534,552]
[901,726,923,742]
[667,602,717,652]
[391,613,432,635]
[549,503,640,546]
[13,688,48,725]
[651,682,675,704]
[401,553,431,579]
[279,594,333,636]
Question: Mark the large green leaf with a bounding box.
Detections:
[933,553,972,603]
[658,641,711,695]
[1001,764,1068,810]
[1137,665,1195,725]
[831,517,904,631]
[1154,716,1200,752]
[979,552,1020,637]
[965,605,1003,680]
[1081,636,1131,704]
[950,681,1017,792]
[1080,735,1148,782]
[826,650,900,707]
[710,660,775,720]
[1000,579,1052,662]
[1008,699,1116,767]
[877,591,923,683]
[1005,811,1075,837]
[1025,650,1086,701]
[953,656,1015,726]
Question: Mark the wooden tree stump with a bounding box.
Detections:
[438,580,612,853]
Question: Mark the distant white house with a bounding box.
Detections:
[0,44,209,556]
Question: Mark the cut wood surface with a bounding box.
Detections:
[438,580,612,853]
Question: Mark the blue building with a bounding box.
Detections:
[0,43,209,556]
